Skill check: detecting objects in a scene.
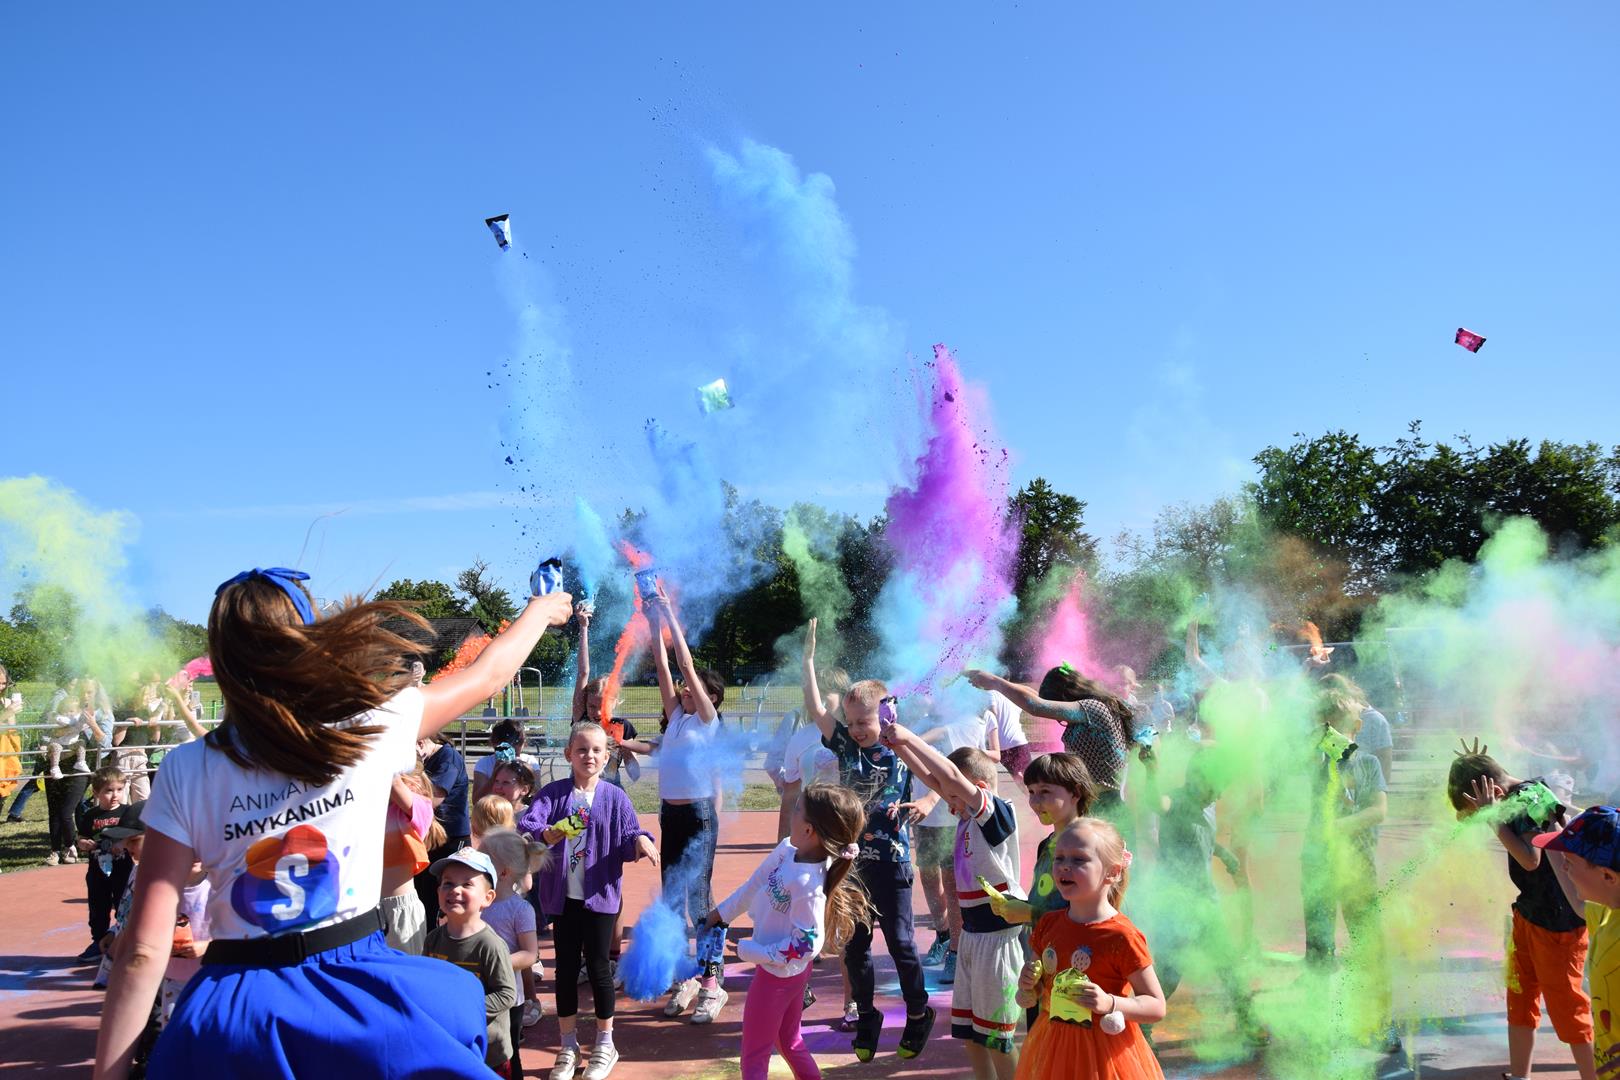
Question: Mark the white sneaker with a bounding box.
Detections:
[549,1045,580,1080]
[522,999,544,1028]
[61,848,79,864]
[47,766,63,781]
[72,758,91,775]
[582,1043,620,1080]
[44,851,60,867]
[691,987,728,1025]
[663,979,698,1017]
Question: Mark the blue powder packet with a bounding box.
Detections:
[531,558,564,596]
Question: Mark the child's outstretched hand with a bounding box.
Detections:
[636,834,659,867]
[878,719,906,749]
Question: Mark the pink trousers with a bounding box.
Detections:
[740,965,820,1080]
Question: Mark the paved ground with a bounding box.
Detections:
[0,770,1593,1079]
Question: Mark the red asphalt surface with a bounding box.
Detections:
[0,773,1590,1079]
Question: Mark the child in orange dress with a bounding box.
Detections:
[1014,818,1166,1080]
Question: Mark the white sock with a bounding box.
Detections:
[562,1032,579,1050]
[595,1031,614,1047]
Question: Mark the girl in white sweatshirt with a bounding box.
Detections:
[705,784,868,1080]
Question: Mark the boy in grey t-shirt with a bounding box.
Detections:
[423,849,518,1070]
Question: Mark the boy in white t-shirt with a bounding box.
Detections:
[883,723,1025,1080]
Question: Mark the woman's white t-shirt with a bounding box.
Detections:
[657,707,721,801]
[143,687,423,941]
[986,690,1027,750]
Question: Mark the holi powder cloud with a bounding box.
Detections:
[874,345,1016,704]
[0,476,173,680]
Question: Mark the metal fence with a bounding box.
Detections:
[0,706,802,788]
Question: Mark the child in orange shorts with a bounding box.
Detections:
[1449,746,1595,1080]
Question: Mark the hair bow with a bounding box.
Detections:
[1119,846,1134,870]
[839,842,860,860]
[493,742,518,765]
[215,568,315,625]
[1058,661,1076,675]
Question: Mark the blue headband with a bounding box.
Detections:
[215,568,315,625]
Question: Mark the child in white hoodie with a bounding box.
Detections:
[705,784,869,1080]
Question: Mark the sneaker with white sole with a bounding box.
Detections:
[522,999,544,1028]
[582,1043,620,1080]
[47,766,63,781]
[61,848,79,865]
[920,936,950,967]
[691,986,728,1024]
[44,850,60,867]
[549,1045,580,1080]
[663,978,699,1017]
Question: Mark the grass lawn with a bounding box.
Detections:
[0,781,54,875]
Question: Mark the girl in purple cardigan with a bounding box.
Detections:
[519,721,657,1080]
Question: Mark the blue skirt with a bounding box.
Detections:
[149,930,490,1079]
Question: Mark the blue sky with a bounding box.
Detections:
[2,3,1617,623]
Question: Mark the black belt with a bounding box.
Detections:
[203,908,384,967]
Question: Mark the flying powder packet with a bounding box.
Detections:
[485,214,512,250]
[1455,327,1486,353]
[531,558,564,597]
[696,378,733,414]
[635,569,660,602]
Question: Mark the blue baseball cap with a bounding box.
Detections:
[429,846,498,887]
[1532,805,1620,871]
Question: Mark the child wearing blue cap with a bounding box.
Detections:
[93,562,575,1079]
[1536,806,1620,1080]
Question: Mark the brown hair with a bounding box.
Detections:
[1062,817,1131,908]
[1447,752,1511,812]
[471,794,515,838]
[91,764,125,792]
[206,576,427,787]
[1316,684,1363,734]
[693,667,726,709]
[478,827,551,894]
[1037,665,1136,743]
[800,783,872,951]
[1021,752,1095,813]
[947,745,998,787]
[493,759,536,800]
[402,766,448,850]
[575,676,616,723]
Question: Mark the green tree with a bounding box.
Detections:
[0,617,45,680]
[376,578,470,619]
[9,585,80,682]
[146,608,208,666]
[1249,430,1387,590]
[456,560,518,633]
[1008,478,1097,601]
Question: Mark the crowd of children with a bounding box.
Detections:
[23,562,1604,1080]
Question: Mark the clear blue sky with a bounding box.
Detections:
[3,3,1617,623]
